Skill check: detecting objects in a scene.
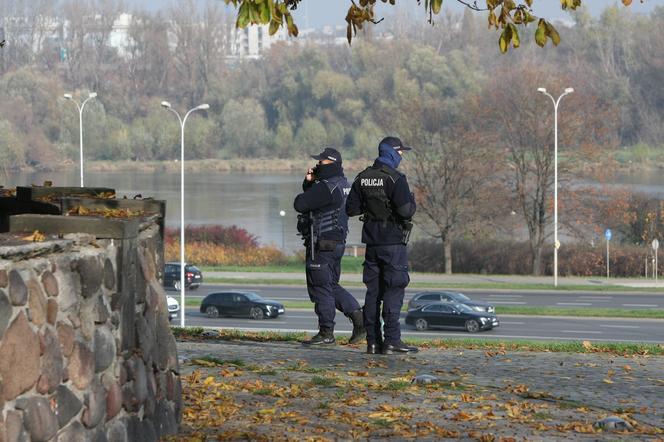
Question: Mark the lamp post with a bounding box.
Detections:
[161,101,210,328]
[64,92,97,187]
[279,210,286,251]
[537,87,574,287]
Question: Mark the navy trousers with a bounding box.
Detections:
[362,244,410,346]
[306,243,361,330]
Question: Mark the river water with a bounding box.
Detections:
[3,169,363,252]
[4,169,662,252]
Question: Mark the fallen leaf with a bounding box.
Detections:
[22,230,45,242]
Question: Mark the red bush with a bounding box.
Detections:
[409,239,652,277]
[165,225,258,249]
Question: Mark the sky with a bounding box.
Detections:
[133,0,663,28]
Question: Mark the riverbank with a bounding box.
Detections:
[11,158,375,174]
[8,149,664,175]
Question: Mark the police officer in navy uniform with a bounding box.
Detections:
[346,137,418,354]
[294,147,366,346]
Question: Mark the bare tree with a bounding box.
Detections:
[476,63,619,275]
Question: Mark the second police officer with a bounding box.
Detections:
[294,147,366,346]
[346,137,418,355]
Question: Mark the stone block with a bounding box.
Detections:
[8,270,27,306]
[0,290,11,339]
[0,312,40,401]
[126,417,157,442]
[121,382,138,413]
[15,396,59,442]
[53,384,82,429]
[74,256,102,299]
[105,420,127,442]
[55,421,87,442]
[119,291,135,355]
[103,259,115,291]
[27,278,47,326]
[69,341,94,390]
[41,271,59,297]
[47,299,58,325]
[57,322,75,357]
[5,410,29,442]
[94,296,109,324]
[83,379,107,429]
[106,382,123,421]
[94,326,116,373]
[9,214,137,240]
[0,270,7,288]
[136,315,155,366]
[155,313,178,372]
[153,401,178,438]
[37,328,64,394]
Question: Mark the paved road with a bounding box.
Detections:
[169,284,664,342]
[174,283,664,309]
[178,307,664,343]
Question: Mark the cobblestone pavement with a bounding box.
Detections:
[172,340,664,441]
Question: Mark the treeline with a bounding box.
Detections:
[0,2,663,170]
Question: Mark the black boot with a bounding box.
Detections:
[366,343,382,354]
[303,327,335,346]
[348,309,367,345]
[382,341,418,355]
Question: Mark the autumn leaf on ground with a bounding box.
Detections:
[22,230,45,242]
[582,340,593,350]
[603,378,615,384]
[348,371,369,377]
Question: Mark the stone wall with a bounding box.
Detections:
[0,217,181,441]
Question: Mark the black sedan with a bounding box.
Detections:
[408,291,495,314]
[405,302,499,333]
[164,262,203,291]
[200,291,285,320]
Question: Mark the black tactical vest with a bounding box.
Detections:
[357,165,402,222]
[312,175,351,237]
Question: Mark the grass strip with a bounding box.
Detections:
[183,298,664,319]
[204,277,664,293]
[172,327,664,356]
[496,306,664,319]
[201,256,365,274]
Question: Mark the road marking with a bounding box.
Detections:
[562,330,603,334]
[622,304,658,307]
[556,302,592,306]
[487,295,524,298]
[600,325,640,329]
[578,296,613,300]
[488,301,527,305]
[500,321,525,325]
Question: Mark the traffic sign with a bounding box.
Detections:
[605,229,612,241]
[653,239,659,250]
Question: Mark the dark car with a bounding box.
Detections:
[200,291,285,320]
[164,262,203,290]
[405,302,499,333]
[408,291,495,314]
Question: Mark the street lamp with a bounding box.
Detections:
[279,210,286,251]
[161,101,210,328]
[538,87,574,287]
[64,92,97,187]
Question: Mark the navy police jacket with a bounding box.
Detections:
[346,159,416,246]
[293,162,350,242]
